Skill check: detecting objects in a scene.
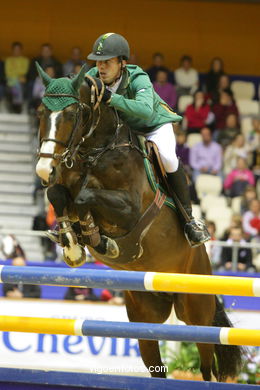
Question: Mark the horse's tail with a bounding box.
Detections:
[213,297,244,381]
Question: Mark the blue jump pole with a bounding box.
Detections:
[0,368,256,390]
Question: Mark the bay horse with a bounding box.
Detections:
[35,63,242,381]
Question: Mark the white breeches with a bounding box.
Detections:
[146,123,179,173]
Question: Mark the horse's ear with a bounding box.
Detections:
[71,64,89,91]
[35,62,52,87]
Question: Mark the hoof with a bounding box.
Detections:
[63,245,86,267]
[102,236,119,259]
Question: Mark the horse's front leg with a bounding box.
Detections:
[47,184,86,267]
[75,187,140,258]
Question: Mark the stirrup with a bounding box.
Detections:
[184,219,211,248]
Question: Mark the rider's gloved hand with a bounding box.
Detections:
[85,76,112,103]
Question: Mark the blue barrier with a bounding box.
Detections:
[0,368,256,389]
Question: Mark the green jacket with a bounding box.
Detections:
[86,65,182,133]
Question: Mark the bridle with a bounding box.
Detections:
[38,76,145,170]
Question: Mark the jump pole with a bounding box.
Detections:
[0,265,260,297]
[0,368,257,390]
[0,316,259,347]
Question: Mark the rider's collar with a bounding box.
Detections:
[114,68,129,96]
[106,76,122,94]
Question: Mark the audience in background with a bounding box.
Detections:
[153,69,177,108]
[189,126,222,182]
[146,52,174,84]
[223,133,249,175]
[29,65,55,112]
[216,113,240,148]
[242,199,260,240]
[219,226,255,272]
[176,131,190,169]
[0,59,6,101]
[0,234,25,260]
[224,157,255,198]
[62,47,87,76]
[205,220,222,269]
[184,90,213,134]
[240,186,258,214]
[4,42,29,113]
[210,73,231,104]
[205,57,225,96]
[212,89,239,131]
[174,55,199,97]
[2,256,41,298]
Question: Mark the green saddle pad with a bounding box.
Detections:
[137,135,176,211]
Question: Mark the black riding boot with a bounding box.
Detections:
[167,164,210,247]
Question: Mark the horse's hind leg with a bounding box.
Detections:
[124,291,173,378]
[173,292,216,381]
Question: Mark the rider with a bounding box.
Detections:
[85,32,210,248]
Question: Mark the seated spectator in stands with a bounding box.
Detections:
[205,57,225,96]
[153,69,177,108]
[128,53,139,65]
[184,90,213,134]
[65,287,100,301]
[174,55,199,97]
[240,185,257,214]
[223,133,249,175]
[221,215,243,241]
[176,131,190,168]
[27,43,62,98]
[216,113,240,149]
[242,199,260,240]
[189,127,222,182]
[63,47,87,76]
[251,146,260,187]
[224,157,255,198]
[212,89,239,131]
[0,234,25,260]
[4,42,29,113]
[247,118,260,153]
[3,256,41,298]
[29,65,55,112]
[219,226,255,272]
[0,58,5,102]
[210,73,231,104]
[205,220,222,269]
[146,52,173,84]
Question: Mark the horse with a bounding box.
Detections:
[35,63,243,381]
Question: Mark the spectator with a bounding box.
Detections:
[174,55,199,96]
[184,90,213,134]
[212,89,239,131]
[189,126,222,182]
[64,287,101,301]
[223,133,249,175]
[205,57,225,96]
[247,117,260,153]
[153,69,177,108]
[146,52,173,84]
[0,234,25,260]
[242,199,260,240]
[29,65,55,112]
[240,185,257,214]
[224,157,255,198]
[221,215,243,241]
[176,131,190,168]
[219,226,255,272]
[216,113,240,149]
[3,257,41,298]
[4,42,29,113]
[27,43,62,98]
[205,220,222,269]
[63,47,87,76]
[210,73,231,104]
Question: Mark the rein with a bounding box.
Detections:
[38,77,145,170]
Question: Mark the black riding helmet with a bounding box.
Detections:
[87,33,130,61]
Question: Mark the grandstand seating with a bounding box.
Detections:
[231,81,255,100]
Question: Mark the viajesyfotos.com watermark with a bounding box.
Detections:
[90,366,168,375]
